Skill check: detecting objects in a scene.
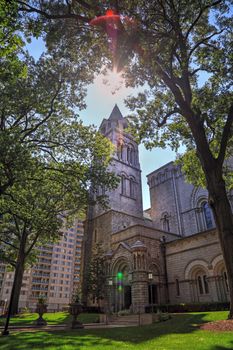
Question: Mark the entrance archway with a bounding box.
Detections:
[111,259,132,312]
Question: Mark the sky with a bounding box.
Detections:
[27,38,177,210]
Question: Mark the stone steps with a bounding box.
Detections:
[108,315,140,326]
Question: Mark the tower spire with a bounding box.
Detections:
[108,104,124,120]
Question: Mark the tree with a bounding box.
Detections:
[0,0,24,59]
[122,0,233,318]
[0,159,65,315]
[0,54,118,314]
[0,15,118,318]
[86,243,107,308]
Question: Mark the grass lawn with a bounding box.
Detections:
[0,312,99,326]
[0,311,232,350]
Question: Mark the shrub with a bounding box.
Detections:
[145,302,230,313]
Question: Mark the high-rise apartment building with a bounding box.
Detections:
[0,218,84,312]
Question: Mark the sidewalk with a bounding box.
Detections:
[0,322,134,333]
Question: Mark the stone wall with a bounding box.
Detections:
[147,162,212,237]
[166,229,229,304]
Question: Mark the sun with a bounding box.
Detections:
[86,67,135,108]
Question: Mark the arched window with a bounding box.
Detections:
[202,201,214,229]
[161,213,170,232]
[121,175,126,195]
[127,145,135,165]
[130,177,136,198]
[117,143,124,160]
[197,274,209,295]
[198,276,203,294]
[203,275,209,293]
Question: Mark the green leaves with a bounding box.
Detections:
[0,4,118,270]
[86,243,106,302]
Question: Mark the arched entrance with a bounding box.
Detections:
[111,259,132,312]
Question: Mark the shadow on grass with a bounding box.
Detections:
[212,344,233,350]
[0,313,232,350]
[0,312,99,327]
[0,312,71,327]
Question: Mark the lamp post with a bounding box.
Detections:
[106,277,113,324]
[148,272,153,312]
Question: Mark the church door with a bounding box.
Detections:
[124,286,132,309]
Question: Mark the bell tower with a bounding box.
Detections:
[82,105,143,305]
[96,104,143,217]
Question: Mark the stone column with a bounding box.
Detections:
[131,240,148,313]
[207,276,219,302]
[131,271,148,313]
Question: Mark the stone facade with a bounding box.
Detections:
[82,105,230,312]
[166,230,229,304]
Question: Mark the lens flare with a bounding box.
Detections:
[90,9,143,72]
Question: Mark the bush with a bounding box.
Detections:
[145,302,230,313]
[81,306,103,313]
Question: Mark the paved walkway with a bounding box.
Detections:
[0,322,134,333]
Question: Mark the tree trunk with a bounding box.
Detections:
[10,252,26,315]
[10,229,27,315]
[207,171,233,319]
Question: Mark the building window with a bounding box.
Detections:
[161,213,170,232]
[117,143,124,160]
[175,279,180,296]
[203,275,209,293]
[202,202,213,229]
[197,276,203,294]
[197,274,209,295]
[127,145,135,164]
[130,178,136,198]
[121,175,126,195]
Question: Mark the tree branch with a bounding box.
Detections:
[21,80,62,140]
[188,29,225,60]
[0,238,18,250]
[156,108,181,127]
[25,232,40,257]
[218,103,233,166]
[0,254,16,267]
[17,1,91,22]
[185,0,223,39]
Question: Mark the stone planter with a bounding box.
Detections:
[35,303,47,326]
[69,303,84,329]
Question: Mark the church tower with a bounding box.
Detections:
[96,104,143,218]
[82,105,144,305]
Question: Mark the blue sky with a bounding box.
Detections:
[27,38,177,210]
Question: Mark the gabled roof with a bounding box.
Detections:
[108,104,124,121]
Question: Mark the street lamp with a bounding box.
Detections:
[105,277,113,324]
[148,272,153,312]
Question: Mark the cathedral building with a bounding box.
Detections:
[82,105,230,312]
